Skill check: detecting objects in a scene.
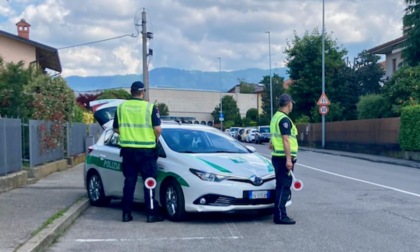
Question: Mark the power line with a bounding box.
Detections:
[57,34,135,50]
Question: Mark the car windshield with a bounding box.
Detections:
[259,127,270,133]
[162,128,250,154]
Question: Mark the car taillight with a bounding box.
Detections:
[87,146,94,154]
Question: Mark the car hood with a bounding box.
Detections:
[185,152,274,177]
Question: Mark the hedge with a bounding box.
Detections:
[399,105,420,151]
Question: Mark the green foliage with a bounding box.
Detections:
[212,95,242,126]
[259,74,285,118]
[310,102,345,122]
[97,89,131,99]
[25,74,76,122]
[284,29,354,122]
[357,94,392,119]
[399,105,420,151]
[156,102,169,116]
[72,105,85,122]
[0,60,32,118]
[245,108,258,121]
[295,115,310,124]
[354,50,385,95]
[239,82,255,93]
[382,66,420,115]
[223,120,235,129]
[402,0,420,67]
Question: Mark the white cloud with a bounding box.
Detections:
[0,0,408,77]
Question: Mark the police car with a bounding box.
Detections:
[85,100,278,221]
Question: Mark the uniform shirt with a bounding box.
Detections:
[278,112,292,136]
[113,98,161,129]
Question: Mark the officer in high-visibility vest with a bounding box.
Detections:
[113,81,164,223]
[269,93,298,225]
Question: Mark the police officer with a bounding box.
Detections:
[113,81,164,223]
[269,93,298,225]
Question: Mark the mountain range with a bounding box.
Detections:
[65,67,289,92]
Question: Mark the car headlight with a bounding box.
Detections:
[189,168,231,182]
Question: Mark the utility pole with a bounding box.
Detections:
[218,57,223,130]
[142,9,149,101]
[266,31,273,118]
[321,0,326,148]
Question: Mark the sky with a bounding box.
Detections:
[0,0,408,78]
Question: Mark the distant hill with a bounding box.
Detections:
[65,67,289,92]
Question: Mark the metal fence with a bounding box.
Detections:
[0,118,22,176]
[1,118,103,176]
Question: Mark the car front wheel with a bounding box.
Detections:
[87,172,111,206]
[163,180,186,221]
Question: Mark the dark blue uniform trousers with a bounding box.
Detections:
[271,156,294,221]
[121,147,159,216]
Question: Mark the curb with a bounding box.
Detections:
[16,197,90,252]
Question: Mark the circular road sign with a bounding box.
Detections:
[319,105,329,115]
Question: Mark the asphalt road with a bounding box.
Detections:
[48,144,420,252]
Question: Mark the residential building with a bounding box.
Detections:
[367,35,406,81]
[0,19,61,73]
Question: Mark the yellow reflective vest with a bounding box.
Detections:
[270,111,298,157]
[117,99,156,149]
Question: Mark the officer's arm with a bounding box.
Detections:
[154,125,162,140]
[282,135,293,169]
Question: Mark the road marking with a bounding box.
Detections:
[298,163,420,198]
[261,153,420,198]
[225,222,243,239]
[76,236,242,243]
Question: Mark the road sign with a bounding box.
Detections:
[317,92,331,106]
[219,112,224,122]
[319,105,329,115]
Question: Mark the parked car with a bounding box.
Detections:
[246,128,258,143]
[255,125,271,144]
[236,128,245,141]
[84,100,279,221]
[228,127,241,138]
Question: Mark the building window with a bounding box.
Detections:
[392,59,397,73]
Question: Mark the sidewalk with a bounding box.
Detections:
[0,148,419,252]
[0,163,88,252]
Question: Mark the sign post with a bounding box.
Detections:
[317,92,330,147]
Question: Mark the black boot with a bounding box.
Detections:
[122,212,133,222]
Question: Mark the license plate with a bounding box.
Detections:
[249,190,270,199]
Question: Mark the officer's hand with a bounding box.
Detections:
[268,142,273,150]
[286,160,293,170]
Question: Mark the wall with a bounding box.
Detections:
[0,35,35,67]
[123,87,260,122]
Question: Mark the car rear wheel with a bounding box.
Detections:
[163,180,186,221]
[87,172,111,206]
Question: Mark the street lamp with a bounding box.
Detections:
[218,57,223,130]
[321,0,326,148]
[266,31,273,118]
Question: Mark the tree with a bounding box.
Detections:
[156,102,169,116]
[0,60,32,119]
[245,108,258,122]
[239,81,255,94]
[382,65,420,115]
[402,0,420,67]
[259,73,285,122]
[357,94,391,119]
[284,29,351,122]
[97,89,131,100]
[211,95,241,126]
[353,50,385,95]
[76,93,100,109]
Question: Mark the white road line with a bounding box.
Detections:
[224,222,243,239]
[299,163,420,198]
[76,236,242,243]
[261,153,420,198]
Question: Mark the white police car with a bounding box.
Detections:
[84,100,278,221]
